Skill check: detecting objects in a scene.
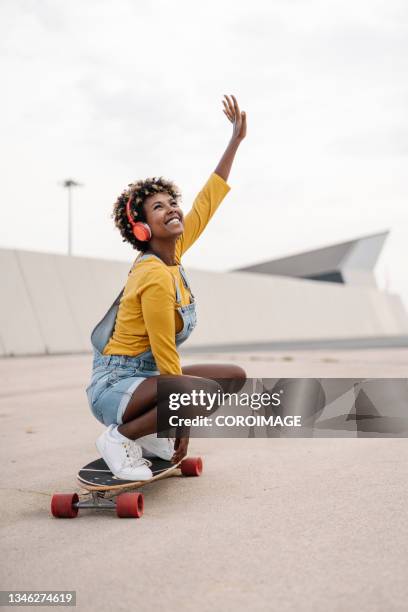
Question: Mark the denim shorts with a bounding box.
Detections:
[85,350,159,426]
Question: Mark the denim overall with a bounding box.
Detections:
[85,253,197,426]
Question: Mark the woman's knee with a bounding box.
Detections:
[174,374,220,393]
[218,364,247,394]
[230,365,247,380]
[182,362,245,380]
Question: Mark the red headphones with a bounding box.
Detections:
[126,195,152,242]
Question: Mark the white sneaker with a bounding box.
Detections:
[96,425,153,481]
[138,433,174,461]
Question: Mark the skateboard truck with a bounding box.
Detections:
[75,491,116,510]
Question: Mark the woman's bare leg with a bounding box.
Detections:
[117,363,246,439]
[182,363,246,394]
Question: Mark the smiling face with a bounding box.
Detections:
[143,191,184,240]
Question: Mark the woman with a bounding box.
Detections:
[86,94,247,480]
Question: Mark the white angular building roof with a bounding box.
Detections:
[234,231,389,287]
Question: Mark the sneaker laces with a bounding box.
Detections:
[121,440,152,471]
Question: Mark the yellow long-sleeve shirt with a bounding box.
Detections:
[103,172,230,374]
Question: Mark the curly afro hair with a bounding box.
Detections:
[111,177,181,252]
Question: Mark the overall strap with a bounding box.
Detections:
[174,277,182,305]
[179,265,195,299]
[128,253,165,275]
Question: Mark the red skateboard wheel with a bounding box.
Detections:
[51,493,79,518]
[180,457,203,477]
[116,492,144,518]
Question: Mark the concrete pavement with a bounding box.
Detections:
[1,349,407,611]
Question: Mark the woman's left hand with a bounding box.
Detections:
[222,94,247,142]
[172,436,189,464]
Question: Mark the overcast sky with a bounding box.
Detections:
[1,0,407,307]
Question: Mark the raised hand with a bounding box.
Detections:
[222,94,247,142]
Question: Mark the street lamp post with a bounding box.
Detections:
[61,179,82,256]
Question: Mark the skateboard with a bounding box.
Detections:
[51,455,203,519]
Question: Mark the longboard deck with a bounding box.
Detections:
[77,457,181,492]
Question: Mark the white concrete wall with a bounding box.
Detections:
[0,249,130,356]
[0,247,407,356]
[188,268,408,346]
[0,250,44,356]
[16,250,82,353]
